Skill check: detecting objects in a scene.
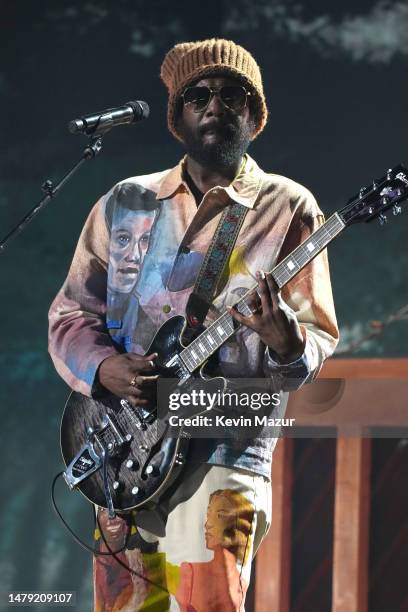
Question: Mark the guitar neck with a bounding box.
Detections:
[180,212,346,373]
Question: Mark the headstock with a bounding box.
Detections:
[339,165,408,226]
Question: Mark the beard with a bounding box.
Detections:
[178,117,254,171]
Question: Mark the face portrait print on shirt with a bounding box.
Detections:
[105,183,159,297]
[109,210,155,294]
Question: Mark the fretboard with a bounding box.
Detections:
[179,212,345,373]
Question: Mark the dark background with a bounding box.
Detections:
[0,1,407,610]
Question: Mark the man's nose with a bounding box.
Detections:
[205,92,225,116]
[125,244,140,262]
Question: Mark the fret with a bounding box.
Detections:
[318,224,333,243]
[210,326,223,346]
[216,324,227,337]
[274,213,345,287]
[198,333,214,358]
[180,212,346,372]
[182,351,195,368]
[199,335,212,354]
[238,301,254,317]
[222,315,235,333]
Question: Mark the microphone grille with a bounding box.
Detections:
[126,100,150,121]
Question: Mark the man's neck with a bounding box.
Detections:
[184,155,243,195]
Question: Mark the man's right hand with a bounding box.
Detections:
[97,352,158,407]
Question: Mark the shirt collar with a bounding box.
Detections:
[157,154,266,208]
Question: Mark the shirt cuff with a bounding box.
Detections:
[265,343,311,379]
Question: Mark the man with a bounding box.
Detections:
[49,39,338,611]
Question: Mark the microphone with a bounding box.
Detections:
[68,100,150,135]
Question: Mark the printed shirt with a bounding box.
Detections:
[48,154,339,478]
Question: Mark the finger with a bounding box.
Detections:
[226,305,257,330]
[257,270,273,312]
[126,395,150,407]
[144,352,158,362]
[133,374,160,386]
[265,272,281,306]
[246,290,261,315]
[127,385,143,397]
[128,352,158,368]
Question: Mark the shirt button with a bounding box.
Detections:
[162,304,171,314]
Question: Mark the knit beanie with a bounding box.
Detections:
[160,38,268,141]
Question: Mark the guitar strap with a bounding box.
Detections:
[185,200,248,329]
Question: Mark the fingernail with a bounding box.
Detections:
[258,270,266,279]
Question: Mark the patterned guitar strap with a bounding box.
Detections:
[185,200,249,331]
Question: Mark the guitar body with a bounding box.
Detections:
[60,315,226,511]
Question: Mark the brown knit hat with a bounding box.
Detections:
[160,38,268,141]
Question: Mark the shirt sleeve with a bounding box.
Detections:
[263,192,339,391]
[48,195,121,397]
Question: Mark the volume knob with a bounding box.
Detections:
[145,464,160,477]
[126,460,134,469]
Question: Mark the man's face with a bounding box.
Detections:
[108,209,155,294]
[176,75,255,169]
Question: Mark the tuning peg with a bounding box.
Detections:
[387,168,393,180]
[379,213,388,225]
[392,205,402,216]
[359,187,367,199]
[372,181,379,191]
[381,196,390,206]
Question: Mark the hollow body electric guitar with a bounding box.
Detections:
[61,166,408,514]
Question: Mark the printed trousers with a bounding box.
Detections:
[94,463,272,611]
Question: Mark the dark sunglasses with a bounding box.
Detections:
[181,85,251,113]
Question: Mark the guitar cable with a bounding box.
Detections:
[51,472,170,594]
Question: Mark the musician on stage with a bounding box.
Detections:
[49,38,338,611]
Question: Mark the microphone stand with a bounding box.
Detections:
[0,135,103,254]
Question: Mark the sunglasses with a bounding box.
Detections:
[181,85,251,113]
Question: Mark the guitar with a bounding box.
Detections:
[60,165,408,513]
